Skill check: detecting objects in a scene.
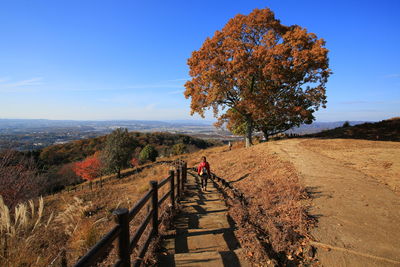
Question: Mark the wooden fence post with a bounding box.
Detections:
[169,170,175,210]
[150,181,159,236]
[176,168,181,201]
[183,162,187,183]
[113,208,131,267]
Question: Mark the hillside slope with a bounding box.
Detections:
[307,117,400,141]
[268,138,400,266]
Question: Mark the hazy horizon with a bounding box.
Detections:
[0,117,375,124]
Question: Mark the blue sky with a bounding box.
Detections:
[0,0,399,122]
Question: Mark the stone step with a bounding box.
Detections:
[158,249,252,267]
[162,227,240,254]
[158,172,252,267]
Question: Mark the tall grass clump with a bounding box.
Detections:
[0,195,53,266]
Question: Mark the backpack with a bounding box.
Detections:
[200,166,208,176]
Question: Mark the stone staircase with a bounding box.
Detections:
[158,172,251,266]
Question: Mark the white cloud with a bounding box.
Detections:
[2,77,43,87]
[0,77,43,92]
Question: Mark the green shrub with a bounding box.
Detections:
[139,145,158,162]
[172,143,187,155]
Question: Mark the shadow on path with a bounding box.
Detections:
[158,171,248,267]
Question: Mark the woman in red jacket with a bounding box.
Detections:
[197,156,210,191]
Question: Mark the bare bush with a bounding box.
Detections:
[0,150,41,209]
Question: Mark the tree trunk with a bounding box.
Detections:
[117,168,121,179]
[245,119,253,148]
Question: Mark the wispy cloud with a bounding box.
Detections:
[0,77,43,92]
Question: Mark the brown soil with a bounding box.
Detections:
[301,139,400,193]
[267,138,400,266]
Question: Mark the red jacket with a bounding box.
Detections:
[197,161,210,176]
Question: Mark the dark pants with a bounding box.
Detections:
[200,174,208,188]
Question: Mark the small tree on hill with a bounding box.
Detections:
[102,128,136,178]
[139,145,158,162]
[73,153,102,182]
[342,121,350,128]
[172,143,187,155]
[184,8,330,147]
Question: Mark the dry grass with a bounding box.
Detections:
[301,138,400,193]
[0,196,55,266]
[308,117,400,141]
[0,160,175,266]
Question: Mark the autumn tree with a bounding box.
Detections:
[184,8,330,147]
[102,128,137,178]
[73,153,102,181]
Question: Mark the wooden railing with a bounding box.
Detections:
[74,160,187,267]
[190,167,246,203]
[62,160,175,194]
[209,173,245,201]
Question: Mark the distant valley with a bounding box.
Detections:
[0,119,368,150]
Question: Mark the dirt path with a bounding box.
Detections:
[267,139,400,266]
[158,172,250,267]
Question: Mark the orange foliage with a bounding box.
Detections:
[184,8,331,144]
[130,157,139,168]
[73,153,102,181]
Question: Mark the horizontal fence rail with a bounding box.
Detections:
[59,160,176,195]
[74,160,187,267]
